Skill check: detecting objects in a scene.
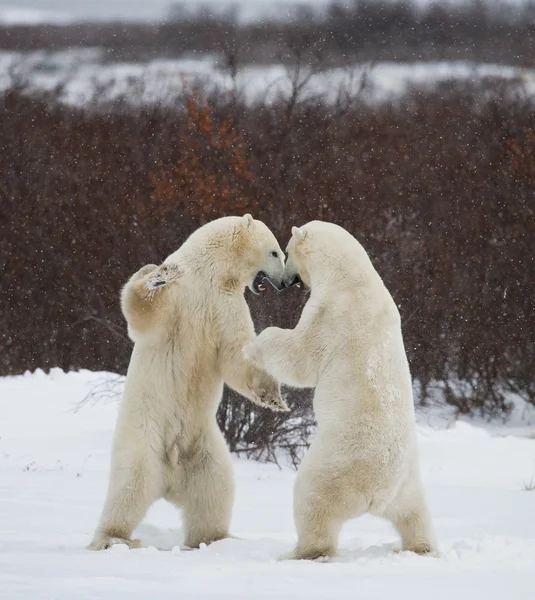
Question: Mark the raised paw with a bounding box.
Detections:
[87,536,142,551]
[248,382,289,412]
[147,263,182,291]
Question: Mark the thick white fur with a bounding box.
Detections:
[88,215,289,551]
[245,221,436,560]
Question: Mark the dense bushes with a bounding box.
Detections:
[1,76,534,441]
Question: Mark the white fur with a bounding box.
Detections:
[88,215,288,551]
[244,221,437,560]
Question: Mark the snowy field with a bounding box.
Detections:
[1,49,534,106]
[1,369,534,599]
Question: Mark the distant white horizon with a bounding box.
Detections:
[0,0,529,25]
[0,1,330,24]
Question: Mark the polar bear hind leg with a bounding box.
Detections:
[88,456,162,551]
[384,478,437,555]
[288,464,369,560]
[165,430,235,549]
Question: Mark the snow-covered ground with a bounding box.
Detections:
[1,49,534,106]
[1,369,534,599]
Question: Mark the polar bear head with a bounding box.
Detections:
[166,214,286,294]
[283,220,373,290]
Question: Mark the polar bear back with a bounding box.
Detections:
[290,222,415,438]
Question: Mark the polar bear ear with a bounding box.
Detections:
[292,226,306,240]
[242,213,254,229]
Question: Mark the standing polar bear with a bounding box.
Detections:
[89,215,289,551]
[245,221,436,560]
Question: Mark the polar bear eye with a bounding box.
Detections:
[271,251,279,258]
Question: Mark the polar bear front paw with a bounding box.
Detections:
[147,263,183,291]
[248,379,289,412]
[87,536,142,551]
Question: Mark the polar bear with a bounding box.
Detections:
[244,221,436,560]
[88,214,289,551]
